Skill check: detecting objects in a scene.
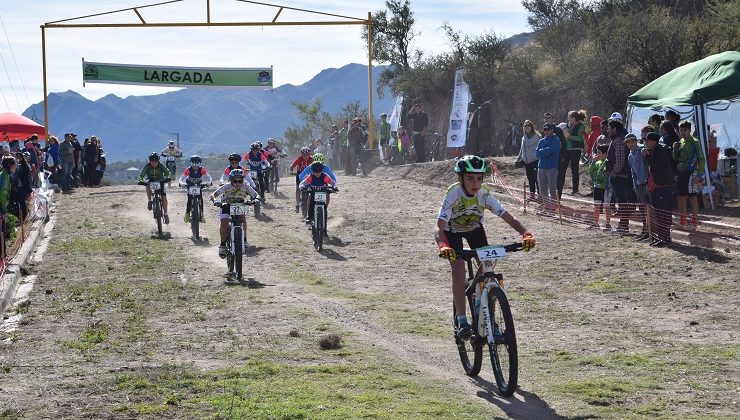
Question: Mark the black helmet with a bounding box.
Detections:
[148,152,160,161]
[228,153,241,162]
[189,155,202,165]
[310,161,324,173]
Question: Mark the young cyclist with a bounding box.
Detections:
[210,169,260,258]
[138,152,172,224]
[299,153,337,185]
[179,155,213,223]
[299,161,337,224]
[435,155,536,340]
[289,147,313,212]
[245,142,270,200]
[220,153,257,189]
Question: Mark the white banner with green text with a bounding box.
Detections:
[82,60,272,88]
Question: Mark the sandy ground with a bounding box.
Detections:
[0,160,738,419]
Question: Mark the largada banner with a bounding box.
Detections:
[82,60,272,88]
[447,69,470,148]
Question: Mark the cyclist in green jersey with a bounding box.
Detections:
[139,152,172,224]
[435,155,536,340]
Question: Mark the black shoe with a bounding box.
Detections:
[456,324,473,341]
[147,201,153,211]
[163,214,170,225]
[650,240,667,247]
[295,204,299,213]
[633,233,649,241]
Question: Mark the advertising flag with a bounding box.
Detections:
[447,69,470,148]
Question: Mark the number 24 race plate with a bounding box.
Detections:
[476,246,507,261]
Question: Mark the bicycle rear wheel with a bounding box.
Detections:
[454,294,482,376]
[488,286,518,396]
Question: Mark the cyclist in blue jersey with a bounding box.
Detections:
[298,153,337,185]
[245,142,269,200]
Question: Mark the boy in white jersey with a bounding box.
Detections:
[435,155,536,340]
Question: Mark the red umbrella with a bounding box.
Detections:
[0,112,46,141]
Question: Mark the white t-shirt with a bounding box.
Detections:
[437,183,507,233]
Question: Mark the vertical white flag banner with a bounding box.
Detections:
[388,94,403,132]
[447,69,470,148]
[381,94,404,160]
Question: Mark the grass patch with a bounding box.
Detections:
[111,358,493,419]
[586,278,625,293]
[60,322,111,360]
[51,235,181,274]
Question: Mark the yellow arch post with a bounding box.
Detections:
[40,0,372,139]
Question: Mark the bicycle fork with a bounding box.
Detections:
[478,282,496,345]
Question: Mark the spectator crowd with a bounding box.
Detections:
[517,110,710,248]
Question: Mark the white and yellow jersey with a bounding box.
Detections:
[437,183,507,233]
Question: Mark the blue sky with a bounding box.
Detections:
[0,0,529,114]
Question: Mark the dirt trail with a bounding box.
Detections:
[1,163,737,419]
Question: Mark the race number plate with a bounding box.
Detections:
[250,171,257,179]
[314,191,327,203]
[476,246,507,261]
[149,182,161,191]
[188,186,201,195]
[230,204,246,215]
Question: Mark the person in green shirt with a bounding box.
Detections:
[0,156,17,243]
[138,152,172,224]
[672,120,705,228]
[588,145,608,228]
[378,113,391,162]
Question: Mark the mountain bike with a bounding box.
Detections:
[162,155,178,188]
[452,242,523,397]
[267,158,281,194]
[139,178,170,236]
[213,198,254,282]
[181,178,209,240]
[427,132,447,162]
[302,185,336,252]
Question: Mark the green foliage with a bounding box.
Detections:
[283,100,368,151]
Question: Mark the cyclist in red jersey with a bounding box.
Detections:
[289,147,313,212]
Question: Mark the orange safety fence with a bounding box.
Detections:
[1,192,48,275]
[488,162,740,249]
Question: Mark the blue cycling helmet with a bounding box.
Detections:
[229,169,245,180]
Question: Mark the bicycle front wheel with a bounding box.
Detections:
[154,197,163,236]
[233,226,243,280]
[488,286,518,396]
[191,198,200,239]
[454,294,482,376]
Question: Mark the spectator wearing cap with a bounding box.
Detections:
[625,133,649,240]
[605,119,632,234]
[378,112,391,162]
[59,133,75,193]
[642,132,673,246]
[535,123,561,205]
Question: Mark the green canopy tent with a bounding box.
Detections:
[627,51,740,208]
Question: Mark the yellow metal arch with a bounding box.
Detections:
[41,0,375,146]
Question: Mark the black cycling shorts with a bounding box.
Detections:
[445,226,488,253]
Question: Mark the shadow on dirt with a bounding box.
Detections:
[325,236,349,247]
[470,377,576,420]
[245,246,265,255]
[321,248,346,261]
[224,277,267,288]
[257,214,274,222]
[190,237,211,247]
[669,240,734,263]
[153,232,172,240]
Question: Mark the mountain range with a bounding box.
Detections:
[22,63,395,161]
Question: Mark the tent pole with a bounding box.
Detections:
[697,104,714,210]
[41,26,49,139]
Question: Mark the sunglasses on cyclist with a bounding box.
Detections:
[231,179,244,184]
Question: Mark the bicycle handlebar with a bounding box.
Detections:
[446,243,524,260]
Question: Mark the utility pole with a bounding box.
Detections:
[169,132,180,148]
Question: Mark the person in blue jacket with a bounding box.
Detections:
[298,153,337,186]
[536,123,561,204]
